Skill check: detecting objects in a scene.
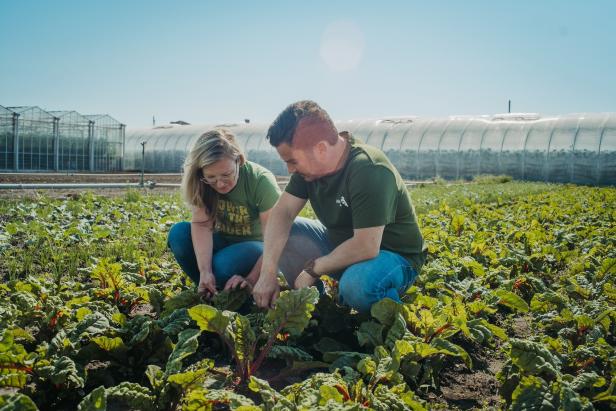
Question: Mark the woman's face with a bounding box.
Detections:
[200,157,239,194]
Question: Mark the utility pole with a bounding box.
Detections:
[140,141,147,187]
[508,100,511,113]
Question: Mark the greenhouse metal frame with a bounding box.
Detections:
[0,105,16,171]
[0,105,125,172]
[85,114,125,171]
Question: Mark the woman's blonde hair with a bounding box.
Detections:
[181,128,245,215]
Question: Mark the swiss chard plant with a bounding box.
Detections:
[188,287,319,384]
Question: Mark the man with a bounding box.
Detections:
[252,100,426,312]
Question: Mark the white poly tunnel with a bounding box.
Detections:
[124,113,616,185]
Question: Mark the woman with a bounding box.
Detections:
[168,129,281,298]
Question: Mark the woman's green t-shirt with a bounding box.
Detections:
[214,161,280,242]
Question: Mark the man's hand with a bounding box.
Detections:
[294,270,317,289]
[252,276,280,309]
[224,275,251,291]
[198,272,217,299]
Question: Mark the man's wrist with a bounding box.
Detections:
[303,258,321,278]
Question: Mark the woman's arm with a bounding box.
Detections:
[191,207,217,297]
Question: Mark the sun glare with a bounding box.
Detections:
[319,20,365,72]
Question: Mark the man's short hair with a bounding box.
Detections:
[267,100,337,147]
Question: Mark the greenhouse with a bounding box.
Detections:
[124,112,616,185]
[0,105,125,172]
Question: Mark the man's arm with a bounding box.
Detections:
[253,192,307,308]
[295,163,398,288]
[294,225,384,288]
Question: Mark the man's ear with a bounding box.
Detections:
[314,140,328,158]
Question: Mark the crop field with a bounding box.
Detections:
[0,180,614,410]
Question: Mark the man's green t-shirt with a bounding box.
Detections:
[215,161,280,242]
[284,136,427,271]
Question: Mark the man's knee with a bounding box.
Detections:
[280,236,322,285]
[338,271,375,313]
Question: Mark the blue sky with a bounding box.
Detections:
[1,0,615,128]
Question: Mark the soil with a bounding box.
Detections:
[437,363,503,409]
[428,337,505,410]
[510,315,533,339]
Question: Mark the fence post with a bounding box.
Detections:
[12,112,19,170]
[53,117,60,171]
[88,120,95,171]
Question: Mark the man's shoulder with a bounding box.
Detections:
[345,142,403,191]
[348,142,393,171]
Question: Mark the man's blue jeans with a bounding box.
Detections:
[275,217,418,313]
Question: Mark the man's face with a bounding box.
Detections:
[276,118,330,181]
[276,142,318,181]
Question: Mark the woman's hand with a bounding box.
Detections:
[224,275,252,291]
[198,272,217,299]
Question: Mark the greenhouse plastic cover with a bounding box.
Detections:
[122,112,615,185]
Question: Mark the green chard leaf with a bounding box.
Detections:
[77,386,107,411]
[211,287,250,312]
[0,330,31,389]
[188,304,229,334]
[508,339,561,378]
[91,336,126,352]
[165,328,200,375]
[510,375,555,411]
[37,356,84,389]
[248,376,295,409]
[266,287,319,336]
[356,321,384,348]
[268,345,313,362]
[157,308,192,336]
[105,382,155,411]
[223,312,256,366]
[162,288,201,317]
[370,298,403,327]
[0,393,39,411]
[494,289,530,313]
